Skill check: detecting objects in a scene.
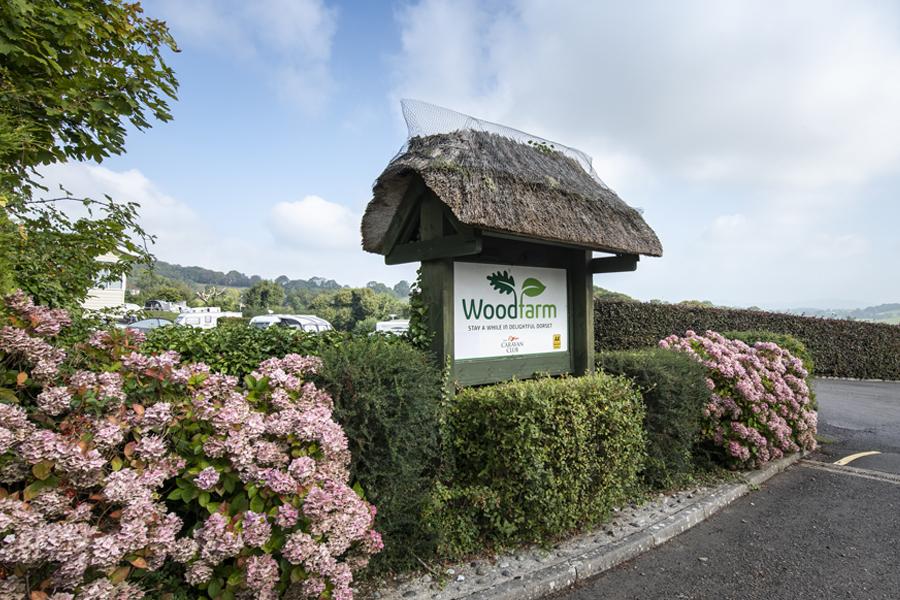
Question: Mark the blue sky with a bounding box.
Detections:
[42,0,900,308]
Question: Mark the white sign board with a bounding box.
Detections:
[453,262,568,360]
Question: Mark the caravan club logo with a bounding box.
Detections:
[459,270,558,320]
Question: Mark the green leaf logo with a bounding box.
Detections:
[487,271,516,295]
[521,277,546,297]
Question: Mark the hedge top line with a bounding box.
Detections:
[360,129,663,257]
[593,300,900,381]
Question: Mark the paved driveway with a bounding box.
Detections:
[811,379,900,474]
[549,379,900,600]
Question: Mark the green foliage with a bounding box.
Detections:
[724,330,817,410]
[5,198,153,308]
[406,267,430,349]
[319,336,443,572]
[597,349,711,489]
[593,287,635,304]
[143,325,339,377]
[308,287,408,332]
[141,324,444,573]
[0,0,178,309]
[241,280,285,311]
[428,374,646,558]
[723,330,815,376]
[595,301,900,380]
[0,210,15,295]
[0,0,177,170]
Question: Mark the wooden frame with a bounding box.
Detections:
[387,186,599,387]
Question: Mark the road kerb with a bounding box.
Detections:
[484,452,803,600]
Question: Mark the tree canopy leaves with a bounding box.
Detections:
[0,0,179,307]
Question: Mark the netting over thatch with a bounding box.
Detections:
[361,101,662,257]
[399,100,610,189]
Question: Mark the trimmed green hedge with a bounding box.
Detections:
[319,336,443,572]
[428,373,646,558]
[142,326,443,573]
[597,349,710,489]
[143,325,341,377]
[595,301,900,380]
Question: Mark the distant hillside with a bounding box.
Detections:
[131,260,410,298]
[785,303,900,324]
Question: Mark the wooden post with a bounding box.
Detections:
[419,194,454,381]
[571,249,594,376]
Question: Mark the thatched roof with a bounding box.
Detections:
[361,130,663,257]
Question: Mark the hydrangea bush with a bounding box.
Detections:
[659,330,817,468]
[0,291,381,599]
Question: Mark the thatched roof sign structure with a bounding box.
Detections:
[362,130,662,259]
[361,103,662,386]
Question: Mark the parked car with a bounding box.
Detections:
[175,307,243,329]
[144,299,188,312]
[374,319,410,335]
[249,314,333,333]
[117,318,173,333]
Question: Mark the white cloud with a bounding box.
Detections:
[268,196,359,251]
[392,0,900,307]
[37,163,205,259]
[34,163,415,287]
[392,0,900,189]
[157,0,338,113]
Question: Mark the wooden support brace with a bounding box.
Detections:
[385,233,482,265]
[591,254,639,273]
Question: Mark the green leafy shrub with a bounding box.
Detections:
[318,336,443,572]
[723,330,814,375]
[597,349,710,489]
[661,330,817,467]
[139,324,444,574]
[215,316,249,328]
[428,374,646,558]
[724,330,817,409]
[142,325,341,377]
[595,301,900,380]
[0,291,382,598]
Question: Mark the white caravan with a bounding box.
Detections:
[249,314,333,333]
[174,307,242,329]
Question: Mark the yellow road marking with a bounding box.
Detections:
[834,451,881,466]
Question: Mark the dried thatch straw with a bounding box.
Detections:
[361,130,662,257]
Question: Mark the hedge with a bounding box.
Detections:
[597,349,710,489]
[143,326,443,573]
[595,301,900,380]
[319,335,443,572]
[427,373,646,558]
[143,325,342,377]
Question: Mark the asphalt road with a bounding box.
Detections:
[548,465,900,600]
[810,379,900,474]
[549,379,900,600]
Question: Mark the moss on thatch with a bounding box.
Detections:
[361,130,663,257]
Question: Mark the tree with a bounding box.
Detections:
[196,285,227,305]
[242,280,285,311]
[309,288,409,331]
[366,281,393,296]
[393,280,411,298]
[0,0,178,307]
[593,286,635,303]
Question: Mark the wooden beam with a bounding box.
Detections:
[591,254,639,273]
[380,177,425,256]
[385,233,482,265]
[571,249,594,376]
